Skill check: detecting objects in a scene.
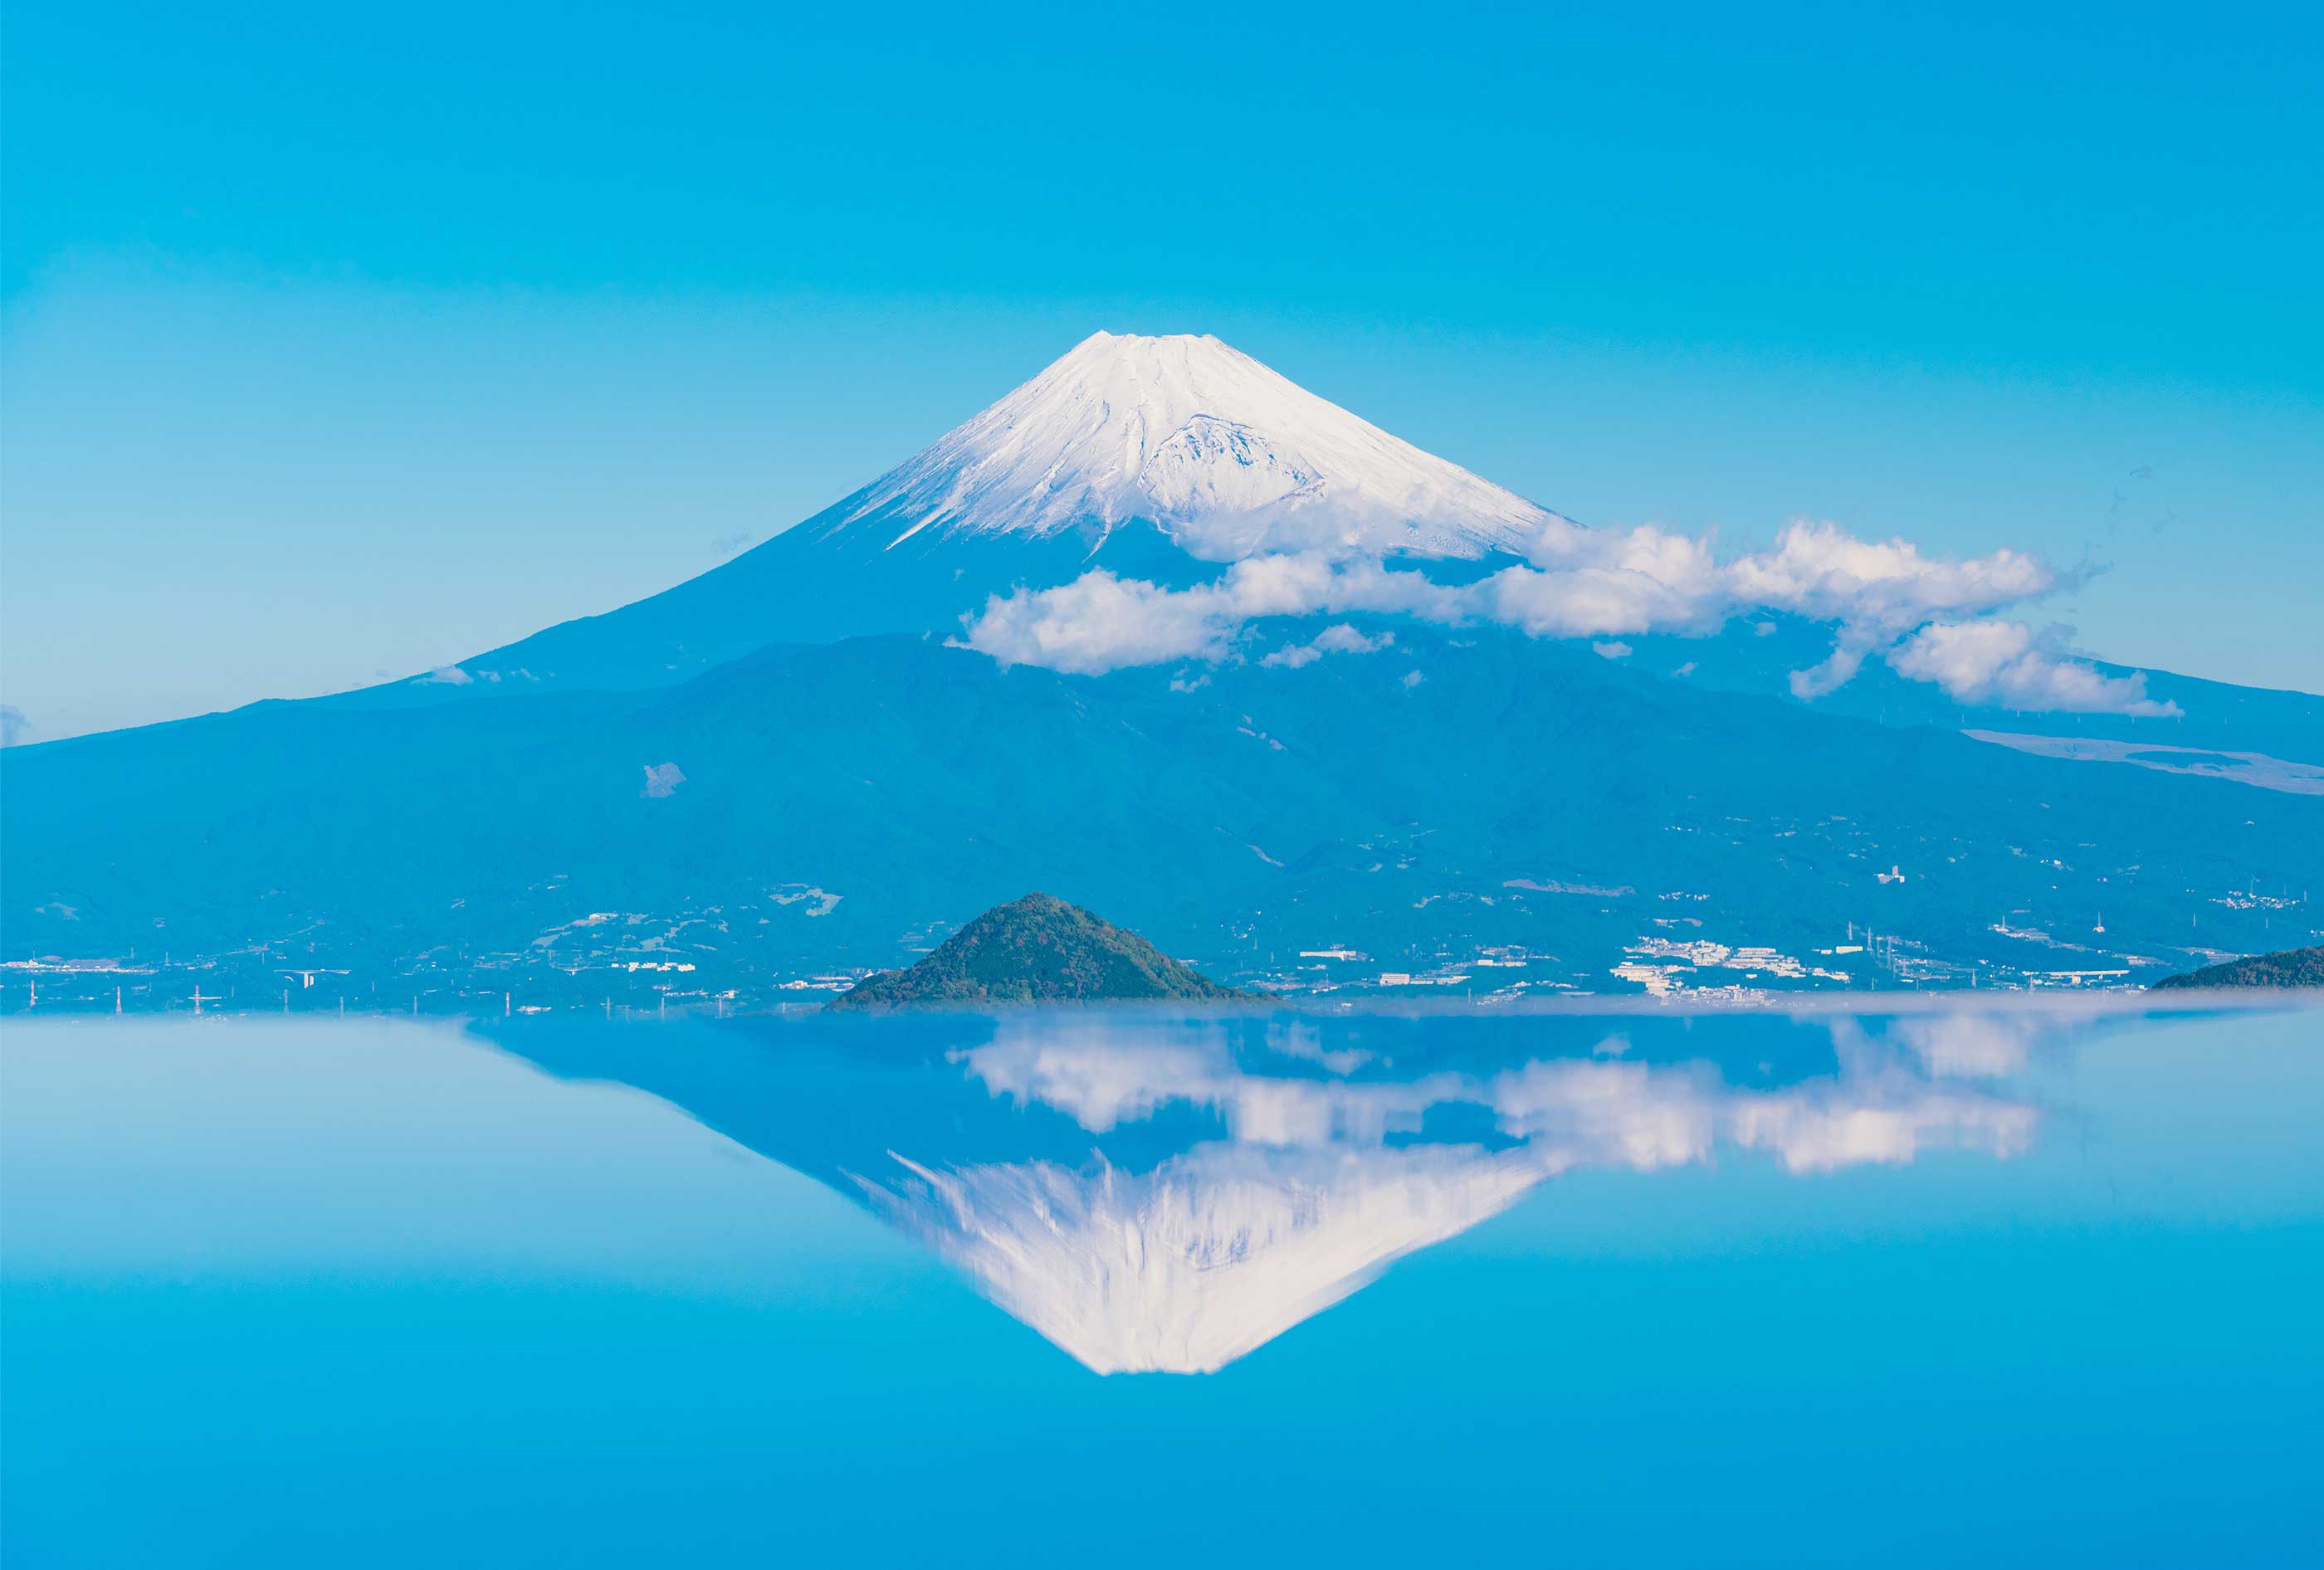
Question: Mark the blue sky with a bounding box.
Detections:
[5,0,2318,738]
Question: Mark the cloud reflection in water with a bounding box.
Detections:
[788,1009,2051,1373]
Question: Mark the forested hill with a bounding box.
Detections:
[831,894,1252,1009]
[2152,945,2324,990]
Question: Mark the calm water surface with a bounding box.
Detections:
[4,1002,2320,1567]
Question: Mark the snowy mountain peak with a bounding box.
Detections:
[835,331,1570,560]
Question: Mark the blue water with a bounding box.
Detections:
[4,1002,2319,1567]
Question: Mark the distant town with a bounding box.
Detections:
[6,880,2310,1019]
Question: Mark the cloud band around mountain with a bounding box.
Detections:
[960,519,2177,717]
[1889,620,2178,716]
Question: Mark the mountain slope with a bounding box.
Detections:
[7,623,2316,1005]
[828,893,1251,1009]
[821,331,1564,557]
[1623,615,2324,763]
[2151,945,2324,990]
[334,333,1557,705]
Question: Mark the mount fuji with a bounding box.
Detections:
[3,332,2319,1007]
[836,330,1559,555]
[373,331,1566,700]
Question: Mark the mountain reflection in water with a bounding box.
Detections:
[494,1004,2068,1374]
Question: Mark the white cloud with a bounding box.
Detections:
[1486,524,1726,637]
[1889,622,2181,717]
[1262,623,1394,669]
[1234,554,1470,622]
[961,570,1231,673]
[963,558,1452,674]
[1591,640,1633,661]
[1313,622,1391,655]
[1736,521,2060,700]
[417,665,474,686]
[0,705,32,747]
[1787,635,1874,700]
[957,517,2146,716]
[1728,521,2053,630]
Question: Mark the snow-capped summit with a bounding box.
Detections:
[380,331,1581,697]
[830,331,1567,560]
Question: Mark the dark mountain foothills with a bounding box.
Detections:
[2151,945,2324,991]
[5,622,2317,1007]
[828,894,1253,1009]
